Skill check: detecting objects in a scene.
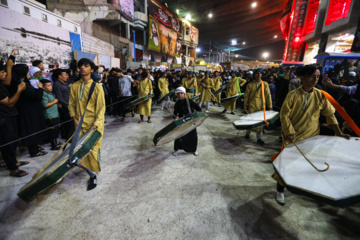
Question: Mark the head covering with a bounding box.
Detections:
[200,72,205,76]
[29,67,41,78]
[12,64,29,84]
[253,68,263,75]
[230,70,237,74]
[349,71,356,77]
[187,71,193,75]
[205,71,210,74]
[161,71,166,77]
[175,86,186,95]
[248,71,253,75]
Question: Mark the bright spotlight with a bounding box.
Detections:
[231,40,237,45]
[235,55,239,58]
[251,2,257,8]
[176,9,179,14]
[242,42,246,45]
[196,48,201,52]
[185,14,192,21]
[263,52,269,59]
[208,13,213,18]
[274,35,278,38]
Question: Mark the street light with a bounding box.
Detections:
[231,40,237,45]
[208,13,213,18]
[263,52,269,60]
[196,48,201,52]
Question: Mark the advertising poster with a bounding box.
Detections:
[119,0,134,21]
[148,0,182,57]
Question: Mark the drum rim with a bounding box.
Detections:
[213,84,227,96]
[126,93,154,109]
[153,112,207,146]
[17,130,102,202]
[221,93,244,102]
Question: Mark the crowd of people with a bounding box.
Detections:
[1,49,359,206]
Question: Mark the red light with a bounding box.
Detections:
[203,55,207,57]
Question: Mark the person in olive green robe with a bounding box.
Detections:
[199,71,214,112]
[212,71,223,106]
[222,70,246,114]
[68,58,105,173]
[274,65,350,205]
[181,71,197,99]
[158,72,170,110]
[137,71,153,123]
[244,68,272,145]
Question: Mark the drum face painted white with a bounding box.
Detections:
[156,116,207,145]
[233,110,279,128]
[273,135,360,202]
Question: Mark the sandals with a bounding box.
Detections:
[10,170,29,177]
[16,161,29,167]
[38,146,45,151]
[30,151,48,158]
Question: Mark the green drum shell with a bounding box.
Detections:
[153,112,207,146]
[221,93,243,102]
[126,93,154,109]
[213,84,227,96]
[17,130,102,203]
[158,89,175,103]
[190,93,201,100]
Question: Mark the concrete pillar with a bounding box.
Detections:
[126,21,130,39]
[186,46,188,56]
[144,0,147,15]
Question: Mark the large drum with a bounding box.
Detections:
[273,135,360,207]
[221,93,243,102]
[125,93,154,109]
[190,93,201,101]
[17,129,102,202]
[213,84,227,96]
[158,89,174,103]
[153,112,207,146]
[233,110,279,130]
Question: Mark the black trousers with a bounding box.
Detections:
[59,107,71,139]
[45,118,59,147]
[111,96,121,116]
[0,117,18,171]
[119,96,132,117]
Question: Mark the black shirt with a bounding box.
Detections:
[174,98,201,118]
[0,84,18,118]
[53,80,70,107]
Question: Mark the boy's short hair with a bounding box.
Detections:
[296,65,318,78]
[32,60,43,67]
[52,69,68,81]
[78,58,95,70]
[40,79,51,85]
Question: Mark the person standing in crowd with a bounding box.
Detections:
[212,71,223,107]
[0,59,29,177]
[268,75,276,105]
[172,87,202,157]
[181,71,197,99]
[222,70,246,115]
[136,71,153,123]
[158,72,171,110]
[40,79,61,150]
[68,58,105,173]
[29,67,43,89]
[52,69,71,139]
[118,71,134,122]
[108,69,121,117]
[244,68,272,145]
[288,72,301,92]
[274,65,350,205]
[199,71,214,112]
[13,64,48,157]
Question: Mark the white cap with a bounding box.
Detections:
[29,67,41,77]
[349,71,356,77]
[175,86,186,95]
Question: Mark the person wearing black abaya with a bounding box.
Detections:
[172,86,202,156]
[12,64,47,157]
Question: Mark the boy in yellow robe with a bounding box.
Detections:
[68,58,106,172]
[244,68,272,145]
[275,65,350,205]
[181,71,197,99]
[199,71,214,112]
[158,72,170,110]
[222,70,246,114]
[212,71,222,107]
[137,71,153,123]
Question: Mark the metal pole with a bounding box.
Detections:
[133,30,136,62]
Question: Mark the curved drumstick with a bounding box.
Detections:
[293,142,330,172]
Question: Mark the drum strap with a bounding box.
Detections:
[261,81,269,125]
[235,77,242,95]
[321,90,360,137]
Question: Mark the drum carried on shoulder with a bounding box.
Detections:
[221,93,244,102]
[190,93,201,101]
[125,93,154,109]
[233,110,279,129]
[213,84,227,96]
[272,135,360,207]
[153,112,207,146]
[17,129,102,202]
